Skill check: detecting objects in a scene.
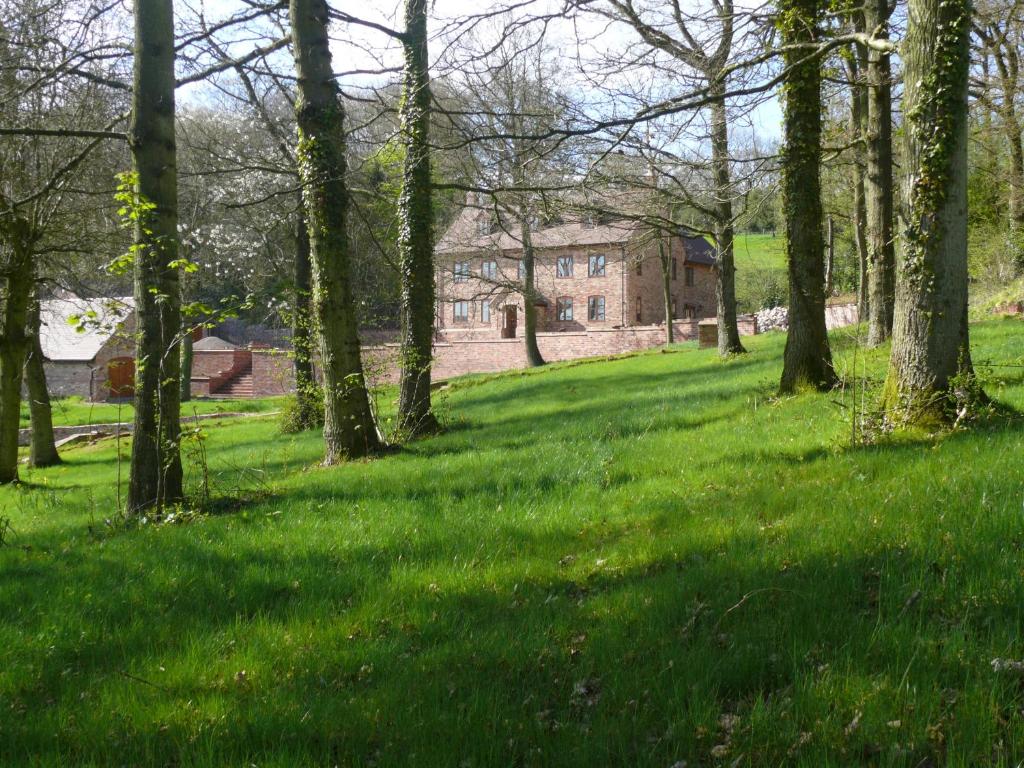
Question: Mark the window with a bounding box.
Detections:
[481,260,497,280]
[588,295,606,321]
[453,301,469,322]
[588,254,606,277]
[636,296,642,323]
[581,213,596,229]
[481,301,491,323]
[557,255,574,278]
[518,259,526,279]
[476,218,492,236]
[527,214,540,232]
[682,304,697,319]
[671,257,678,281]
[636,260,642,276]
[685,266,695,287]
[671,296,677,320]
[454,261,470,283]
[556,296,573,321]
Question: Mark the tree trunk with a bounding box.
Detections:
[849,58,870,321]
[127,0,183,513]
[292,201,318,427]
[179,329,192,403]
[779,0,836,393]
[396,0,440,435]
[824,215,834,296]
[659,237,674,344]
[520,216,546,366]
[710,87,746,355]
[0,216,33,484]
[882,0,975,425]
[864,0,896,345]
[24,295,59,467]
[996,53,1024,270]
[290,0,381,462]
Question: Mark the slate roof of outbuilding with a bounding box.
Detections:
[39,295,134,362]
[193,335,238,351]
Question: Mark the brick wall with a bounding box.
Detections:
[626,240,717,325]
[366,315,757,384]
[251,350,295,396]
[191,350,240,378]
[438,243,633,334]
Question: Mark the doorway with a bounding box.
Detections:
[501,305,518,338]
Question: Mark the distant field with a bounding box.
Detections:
[732,232,787,270]
[731,232,788,312]
[19,395,283,430]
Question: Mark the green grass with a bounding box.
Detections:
[731,233,788,312]
[19,395,284,429]
[733,232,787,271]
[3,319,1024,766]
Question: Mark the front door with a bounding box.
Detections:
[501,305,518,338]
[108,356,135,398]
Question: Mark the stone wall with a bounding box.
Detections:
[44,361,96,399]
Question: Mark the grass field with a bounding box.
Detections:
[731,232,788,312]
[733,232,787,271]
[3,319,1024,766]
[18,395,284,430]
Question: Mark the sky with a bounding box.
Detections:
[183,0,783,142]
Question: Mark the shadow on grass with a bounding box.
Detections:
[2,508,1013,767]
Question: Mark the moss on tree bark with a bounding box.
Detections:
[396,0,441,436]
[882,0,977,425]
[778,0,836,393]
[291,0,381,462]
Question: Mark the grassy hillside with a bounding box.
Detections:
[732,233,788,312]
[18,395,283,430]
[3,319,1024,766]
[733,232,787,270]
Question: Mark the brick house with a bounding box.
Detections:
[435,201,718,339]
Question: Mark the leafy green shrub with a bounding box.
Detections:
[279,386,324,433]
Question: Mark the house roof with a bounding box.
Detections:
[193,335,238,351]
[682,235,718,266]
[437,205,720,267]
[39,295,134,362]
[437,207,642,255]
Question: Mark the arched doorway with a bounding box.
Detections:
[107,356,135,398]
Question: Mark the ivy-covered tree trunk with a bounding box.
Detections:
[127,0,183,513]
[778,0,836,393]
[520,213,546,367]
[292,201,318,426]
[864,0,896,345]
[290,0,381,462]
[396,0,440,435]
[883,0,976,424]
[0,211,33,484]
[24,294,59,467]
[179,329,193,403]
[710,86,745,355]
